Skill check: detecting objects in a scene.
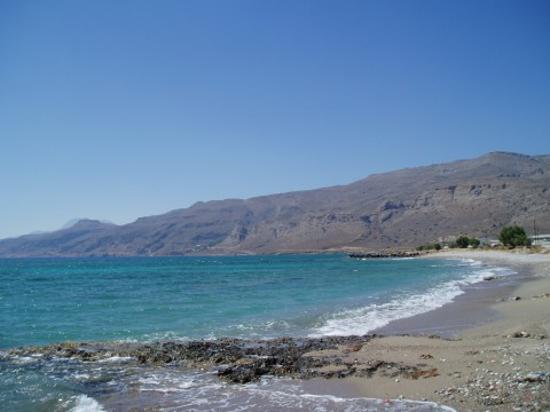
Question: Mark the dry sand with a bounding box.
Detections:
[301,250,550,411]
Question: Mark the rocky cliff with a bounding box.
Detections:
[1,151,549,256]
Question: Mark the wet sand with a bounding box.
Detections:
[303,250,550,411]
[376,251,536,337]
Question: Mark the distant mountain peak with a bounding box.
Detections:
[63,219,116,230]
[484,151,531,158]
[1,152,549,257]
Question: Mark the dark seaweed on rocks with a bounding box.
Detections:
[6,335,418,384]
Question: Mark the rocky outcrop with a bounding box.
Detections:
[7,335,441,384]
[348,251,424,259]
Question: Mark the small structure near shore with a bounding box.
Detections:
[530,234,550,248]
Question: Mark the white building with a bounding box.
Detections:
[530,234,550,248]
[479,237,501,247]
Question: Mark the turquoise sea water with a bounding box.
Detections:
[0,254,514,411]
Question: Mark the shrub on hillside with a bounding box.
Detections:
[455,235,480,248]
[416,243,442,251]
[469,237,480,248]
[499,225,530,247]
[456,235,470,248]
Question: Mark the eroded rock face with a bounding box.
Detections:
[6,335,440,384]
[1,152,549,256]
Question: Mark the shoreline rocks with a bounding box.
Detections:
[5,333,550,410]
[6,334,441,384]
[348,251,423,259]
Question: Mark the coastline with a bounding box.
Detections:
[3,250,549,411]
[374,250,540,337]
[324,250,550,411]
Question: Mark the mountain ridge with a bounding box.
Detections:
[1,151,549,257]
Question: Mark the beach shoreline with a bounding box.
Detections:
[374,250,540,337]
[3,250,549,411]
[324,249,550,411]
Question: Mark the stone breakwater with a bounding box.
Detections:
[348,251,424,259]
[7,335,442,384]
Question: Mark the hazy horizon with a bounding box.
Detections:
[1,0,549,238]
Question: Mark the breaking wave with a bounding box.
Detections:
[70,395,106,412]
[310,260,515,337]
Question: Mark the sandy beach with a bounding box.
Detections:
[302,250,550,411]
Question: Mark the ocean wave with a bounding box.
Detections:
[139,331,193,342]
[459,258,482,266]
[225,319,292,336]
[69,395,106,412]
[133,371,455,411]
[8,355,38,365]
[97,355,133,363]
[298,393,456,412]
[138,374,204,392]
[228,387,456,411]
[309,262,515,337]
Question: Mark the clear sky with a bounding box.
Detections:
[1,0,549,239]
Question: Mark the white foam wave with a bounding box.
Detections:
[299,393,456,411]
[200,384,457,411]
[10,355,37,365]
[59,367,456,411]
[459,258,482,266]
[70,395,106,412]
[137,372,218,393]
[141,331,192,342]
[132,373,456,411]
[310,261,515,337]
[97,355,133,363]
[228,319,291,334]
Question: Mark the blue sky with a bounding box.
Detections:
[1,0,549,239]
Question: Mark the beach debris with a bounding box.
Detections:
[343,342,363,353]
[420,353,434,359]
[520,372,550,382]
[411,368,440,379]
[511,331,530,338]
[510,296,522,301]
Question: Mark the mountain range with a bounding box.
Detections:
[1,151,549,257]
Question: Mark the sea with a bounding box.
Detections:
[0,254,516,411]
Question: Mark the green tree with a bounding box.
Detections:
[469,238,480,248]
[416,242,442,251]
[456,235,470,248]
[499,225,530,247]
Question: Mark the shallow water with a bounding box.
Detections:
[0,254,514,410]
[0,354,456,412]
